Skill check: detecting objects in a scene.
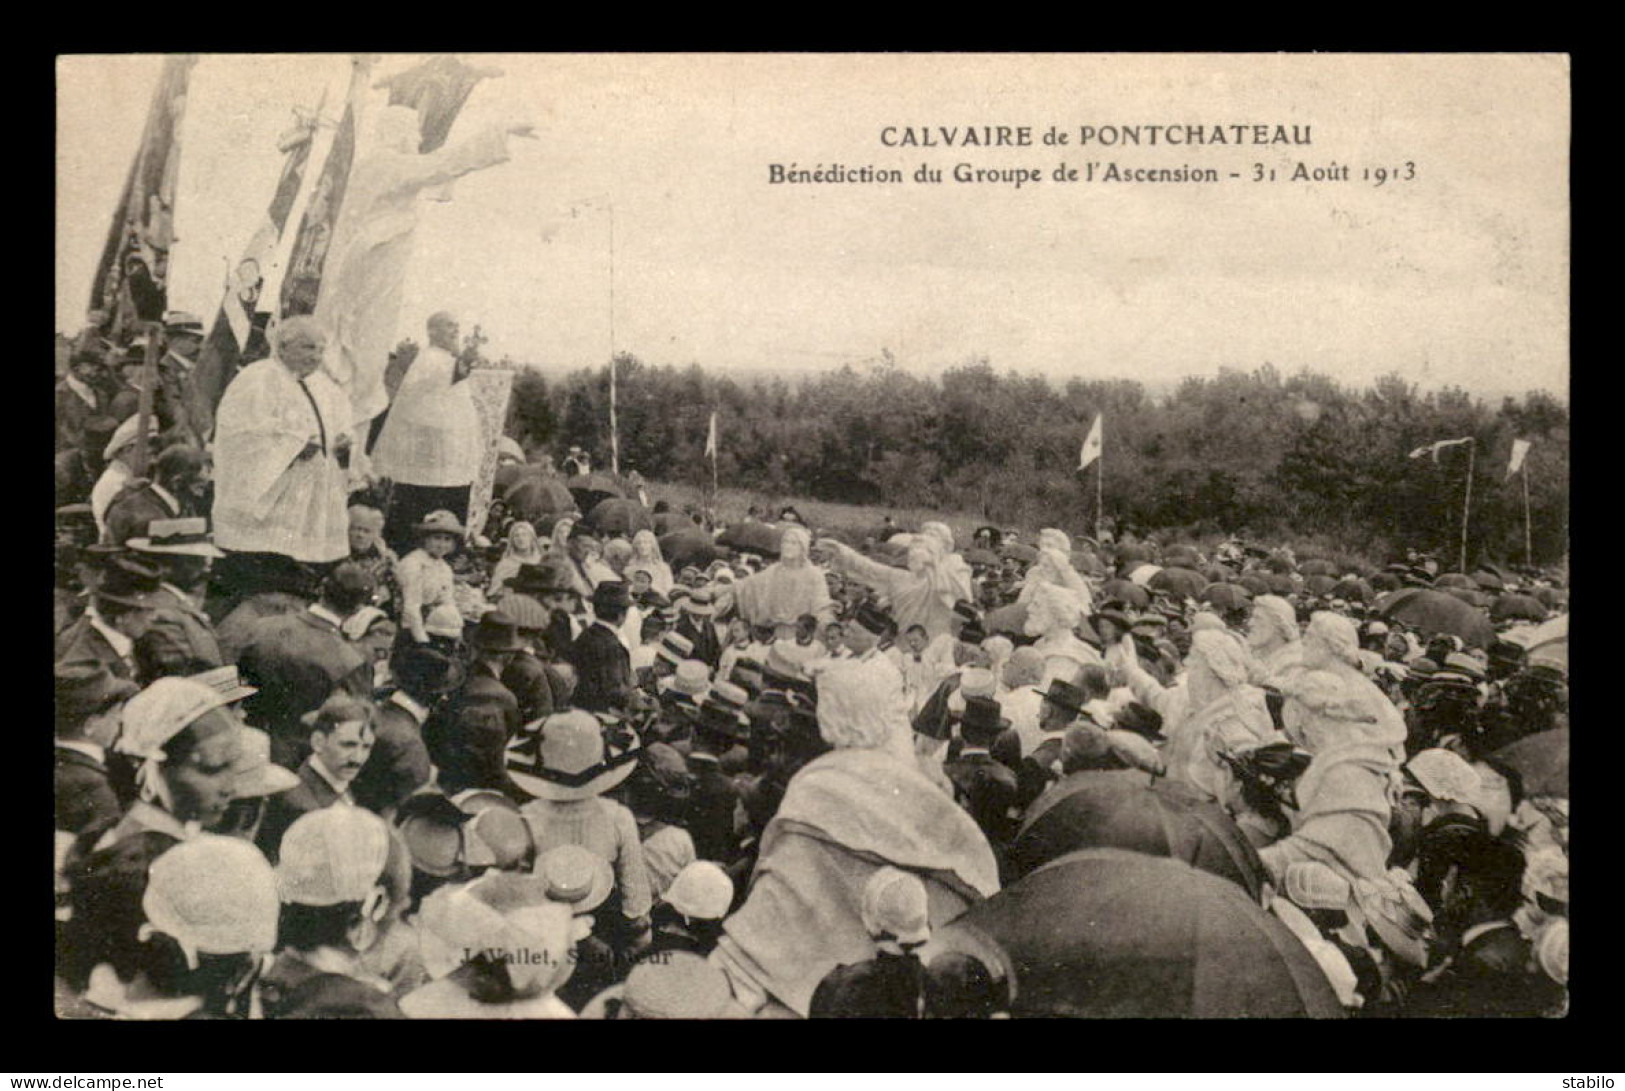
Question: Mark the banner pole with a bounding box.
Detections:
[1459,439,1475,573]
[1523,461,1534,567]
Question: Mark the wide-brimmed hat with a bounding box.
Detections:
[162,310,205,336]
[681,588,715,616]
[102,415,159,462]
[1037,679,1090,716]
[188,664,258,705]
[415,510,466,539]
[668,659,710,698]
[591,580,632,613]
[55,660,139,723]
[509,562,578,597]
[471,610,525,653]
[397,793,480,879]
[94,562,163,609]
[450,789,534,871]
[128,516,225,559]
[229,726,301,798]
[696,699,750,741]
[506,709,641,801]
[656,633,695,668]
[534,844,614,913]
[495,593,551,633]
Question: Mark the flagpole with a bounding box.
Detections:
[1459,438,1475,573]
[607,201,619,477]
[1095,432,1104,543]
[1522,461,1534,567]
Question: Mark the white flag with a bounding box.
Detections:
[705,410,718,460]
[1507,438,1531,480]
[1079,415,1103,471]
[1407,436,1473,462]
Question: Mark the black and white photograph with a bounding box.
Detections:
[52,52,1569,1022]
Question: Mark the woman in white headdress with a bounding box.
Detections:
[710,656,998,1017]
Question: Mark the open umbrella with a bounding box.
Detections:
[1376,588,1496,648]
[1304,574,1338,597]
[1008,770,1270,900]
[932,848,1345,1018]
[1237,574,1273,597]
[717,521,783,560]
[1530,586,1566,610]
[1298,559,1338,577]
[983,602,1031,637]
[1202,564,1235,584]
[1369,572,1402,593]
[1113,544,1153,571]
[1263,552,1296,575]
[1492,728,1568,798]
[1200,583,1253,611]
[659,527,722,571]
[1148,566,1207,600]
[1471,570,1506,592]
[1001,542,1039,565]
[964,547,1001,569]
[502,477,578,523]
[1070,550,1105,577]
[564,472,624,510]
[1432,573,1474,590]
[1126,563,1163,587]
[1443,586,1493,609]
[1164,544,1203,568]
[1333,577,1376,604]
[1099,579,1151,610]
[1491,594,1547,623]
[585,497,653,538]
[1264,573,1297,596]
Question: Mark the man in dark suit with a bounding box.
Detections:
[236,562,375,768]
[54,661,138,835]
[103,445,208,547]
[352,644,462,816]
[570,582,635,713]
[686,697,749,864]
[257,694,377,861]
[673,589,723,671]
[54,561,164,681]
[128,517,225,681]
[56,351,109,452]
[455,610,526,738]
[997,675,1107,810]
[944,696,1020,852]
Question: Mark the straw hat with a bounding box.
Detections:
[505,710,640,801]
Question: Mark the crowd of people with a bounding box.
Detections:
[53,310,1569,1018]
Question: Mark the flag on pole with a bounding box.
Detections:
[705,410,719,460]
[1079,415,1103,471]
[190,114,319,433]
[88,55,199,344]
[1507,438,1532,480]
[1408,436,1473,462]
[280,58,368,317]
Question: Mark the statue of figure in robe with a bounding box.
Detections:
[313,105,535,427]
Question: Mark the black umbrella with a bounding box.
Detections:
[1491,593,1547,622]
[1200,582,1253,611]
[1492,727,1568,798]
[502,477,578,523]
[1333,576,1376,604]
[983,602,1030,637]
[1376,588,1496,648]
[1433,573,1474,590]
[717,521,783,559]
[1148,566,1208,600]
[659,527,722,571]
[933,848,1345,1018]
[1164,544,1203,568]
[1263,552,1296,574]
[1264,573,1296,596]
[1369,572,1402,593]
[1298,559,1338,577]
[1237,574,1273,597]
[565,472,624,509]
[964,547,1001,569]
[1099,579,1151,609]
[1070,550,1106,577]
[585,497,653,538]
[1304,574,1338,598]
[1008,770,1270,901]
[1443,586,1493,609]
[1001,543,1039,565]
[1470,570,1506,592]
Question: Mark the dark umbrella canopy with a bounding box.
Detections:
[1304,574,1338,597]
[1369,572,1402,593]
[1099,579,1151,610]
[1333,576,1376,604]
[1200,583,1253,611]
[1376,588,1496,648]
[983,602,1030,637]
[659,527,722,571]
[1491,593,1547,622]
[934,848,1345,1018]
[585,497,653,538]
[1263,552,1296,574]
[1264,573,1297,596]
[1148,566,1208,600]
[1492,728,1568,798]
[1203,564,1235,584]
[1070,550,1106,577]
[502,477,578,523]
[1001,542,1039,565]
[564,472,624,509]
[1164,544,1203,568]
[1433,573,1474,590]
[964,547,1001,569]
[1471,570,1506,592]
[1530,586,1567,610]
[1237,574,1273,597]
[1008,770,1270,901]
[717,521,783,560]
[1443,586,1493,609]
[1298,559,1338,577]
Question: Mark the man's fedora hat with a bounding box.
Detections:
[591,580,633,613]
[415,510,466,538]
[95,563,162,609]
[1037,679,1090,716]
[960,696,1010,737]
[510,562,578,597]
[128,517,226,559]
[471,610,526,653]
[56,660,139,722]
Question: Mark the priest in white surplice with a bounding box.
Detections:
[212,316,354,566]
[371,311,484,553]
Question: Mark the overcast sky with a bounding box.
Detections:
[57,53,1569,398]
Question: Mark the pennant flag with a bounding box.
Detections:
[88,55,199,344]
[280,60,366,317]
[1408,436,1473,462]
[190,114,319,436]
[1079,414,1103,471]
[375,55,502,154]
[705,410,719,460]
[1507,438,1532,480]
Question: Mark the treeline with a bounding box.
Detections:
[501,354,1569,567]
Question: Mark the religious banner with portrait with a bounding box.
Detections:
[465,367,515,540]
